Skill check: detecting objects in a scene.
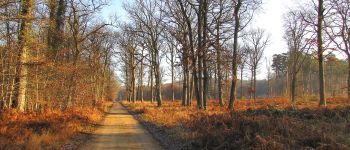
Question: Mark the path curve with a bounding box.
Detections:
[79,103,163,150]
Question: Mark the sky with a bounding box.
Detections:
[253,0,297,79]
[100,0,299,81]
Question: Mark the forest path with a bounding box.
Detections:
[78,102,163,150]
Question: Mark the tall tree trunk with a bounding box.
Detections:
[150,65,154,103]
[215,12,224,107]
[253,67,257,100]
[177,0,196,106]
[140,56,144,102]
[317,0,326,106]
[240,66,244,99]
[154,48,162,107]
[202,0,209,110]
[189,74,194,105]
[348,56,350,103]
[182,67,188,106]
[250,69,253,99]
[155,64,162,107]
[171,46,175,102]
[15,0,35,112]
[229,0,241,110]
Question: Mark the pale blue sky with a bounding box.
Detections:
[101,0,128,22]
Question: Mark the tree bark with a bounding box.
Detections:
[15,0,35,112]
[348,56,350,103]
[317,0,326,106]
[291,74,297,102]
[229,0,241,110]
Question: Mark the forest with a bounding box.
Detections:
[1,0,350,149]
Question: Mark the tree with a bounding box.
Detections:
[238,46,248,99]
[283,9,312,102]
[15,0,35,112]
[245,28,270,100]
[47,0,66,61]
[317,0,326,106]
[228,0,262,110]
[124,0,165,107]
[325,0,350,103]
[160,0,195,106]
[271,53,289,97]
[0,0,119,112]
[209,0,234,106]
[301,0,328,105]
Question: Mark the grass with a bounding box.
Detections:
[0,101,113,150]
[122,98,350,149]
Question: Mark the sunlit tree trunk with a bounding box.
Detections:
[15,0,35,112]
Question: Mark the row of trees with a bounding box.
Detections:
[280,0,350,103]
[118,0,350,109]
[118,0,265,110]
[0,0,119,112]
[271,53,348,99]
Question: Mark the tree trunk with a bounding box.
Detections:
[150,65,154,103]
[154,48,162,107]
[240,66,244,99]
[348,56,350,103]
[253,67,257,100]
[171,46,175,102]
[215,13,224,107]
[155,64,162,107]
[250,69,253,99]
[202,0,209,110]
[317,0,326,106]
[291,73,297,102]
[229,0,241,110]
[140,56,144,102]
[16,0,35,112]
[182,68,187,106]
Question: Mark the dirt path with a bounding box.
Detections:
[78,103,163,150]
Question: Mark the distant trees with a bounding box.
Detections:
[123,0,165,107]
[283,10,312,102]
[116,0,349,109]
[325,0,350,103]
[271,53,288,97]
[245,28,270,100]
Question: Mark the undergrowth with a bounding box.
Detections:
[0,101,113,150]
[123,98,350,150]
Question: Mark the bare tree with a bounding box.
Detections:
[238,46,248,99]
[208,0,234,106]
[245,28,270,100]
[124,0,165,107]
[325,0,350,103]
[283,10,313,102]
[228,0,262,110]
[317,0,326,106]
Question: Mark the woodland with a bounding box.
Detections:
[0,0,350,149]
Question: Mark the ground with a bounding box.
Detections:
[122,98,350,150]
[78,103,163,150]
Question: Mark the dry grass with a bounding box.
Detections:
[123,98,350,149]
[0,101,113,150]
